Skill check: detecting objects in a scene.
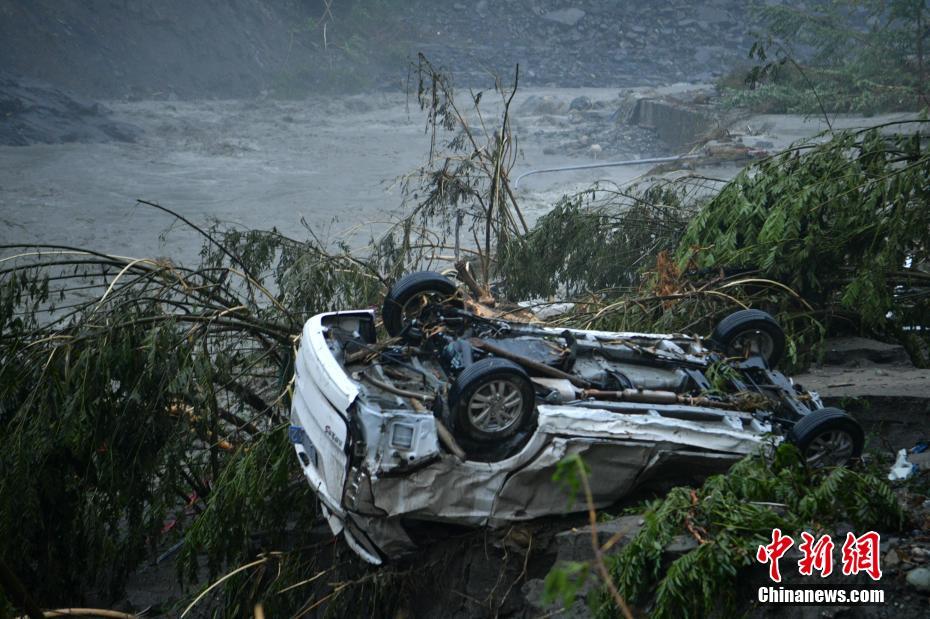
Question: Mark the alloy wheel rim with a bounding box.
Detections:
[805,430,855,467]
[401,291,446,327]
[467,379,524,433]
[728,329,775,361]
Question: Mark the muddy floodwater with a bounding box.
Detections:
[2,93,438,263]
[0,89,640,263]
[1,87,914,266]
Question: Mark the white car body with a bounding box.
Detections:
[290,310,774,564]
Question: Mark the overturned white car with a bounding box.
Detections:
[289,272,864,563]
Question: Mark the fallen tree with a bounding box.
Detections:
[0,219,372,608]
[1,59,928,616]
[0,57,531,616]
[497,121,930,370]
[723,0,929,114]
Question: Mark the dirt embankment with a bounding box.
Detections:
[0,73,141,145]
[408,0,755,88]
[0,0,760,148]
[0,0,755,101]
[0,0,316,99]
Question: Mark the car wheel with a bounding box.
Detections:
[382,271,462,337]
[788,407,864,468]
[711,309,786,367]
[449,358,536,443]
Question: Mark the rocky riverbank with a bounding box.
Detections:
[1,0,756,100]
[0,73,141,145]
[406,0,755,88]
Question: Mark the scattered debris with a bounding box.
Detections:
[889,449,918,481]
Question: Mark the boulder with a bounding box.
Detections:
[554,515,643,564]
[519,94,566,116]
[0,73,140,146]
[905,567,930,592]
[569,95,593,111]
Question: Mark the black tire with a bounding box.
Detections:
[449,357,537,443]
[710,309,786,367]
[788,407,864,468]
[382,271,462,337]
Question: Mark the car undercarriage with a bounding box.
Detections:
[289,271,865,563]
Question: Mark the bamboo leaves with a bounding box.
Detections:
[678,124,930,346]
[593,445,905,619]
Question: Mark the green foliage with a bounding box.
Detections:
[0,299,195,602]
[493,99,929,372]
[0,215,407,609]
[210,227,385,317]
[678,125,930,351]
[498,182,696,299]
[177,425,317,583]
[725,0,930,114]
[403,55,527,285]
[543,561,590,607]
[552,453,592,508]
[704,360,742,394]
[492,175,829,369]
[590,444,905,618]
